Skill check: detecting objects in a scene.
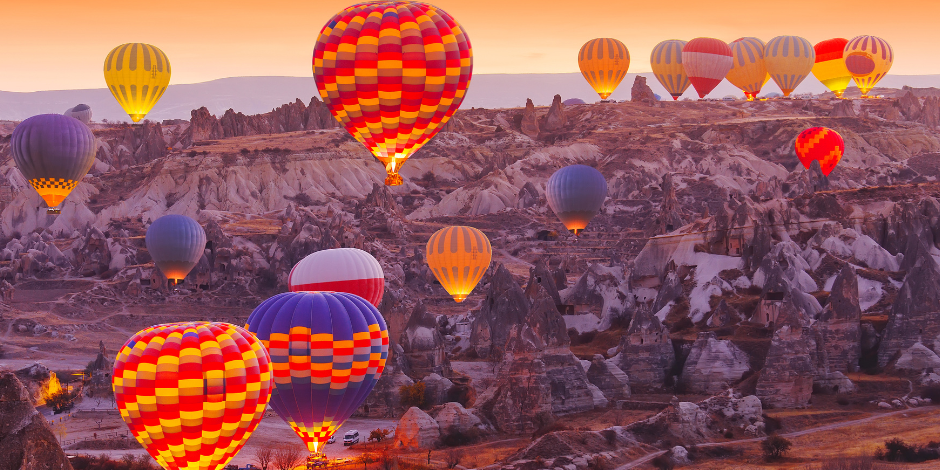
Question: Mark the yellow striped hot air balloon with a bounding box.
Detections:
[650,40,690,100]
[727,38,769,100]
[426,226,492,303]
[844,35,894,98]
[578,38,631,100]
[812,38,852,98]
[765,36,815,97]
[103,43,171,123]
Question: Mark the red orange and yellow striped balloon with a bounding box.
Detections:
[112,322,272,470]
[796,127,844,176]
[312,2,472,186]
[578,38,631,100]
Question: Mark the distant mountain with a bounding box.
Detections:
[2,73,939,123]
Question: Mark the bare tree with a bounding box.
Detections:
[358,453,376,470]
[379,448,397,470]
[254,446,274,470]
[272,444,304,470]
[94,418,104,429]
[445,448,462,469]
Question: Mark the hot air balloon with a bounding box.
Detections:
[546,164,608,236]
[145,215,207,283]
[727,38,769,100]
[112,322,272,470]
[63,104,93,124]
[12,114,96,213]
[682,38,733,99]
[426,226,492,302]
[312,2,472,186]
[289,248,385,307]
[578,38,631,100]
[245,291,389,454]
[812,38,852,98]
[844,36,893,98]
[796,127,844,176]
[651,40,691,100]
[104,43,171,123]
[765,36,815,97]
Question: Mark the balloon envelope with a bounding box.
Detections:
[103,43,171,122]
[812,38,852,98]
[765,36,815,97]
[426,226,492,302]
[578,38,630,100]
[245,291,389,453]
[113,321,272,470]
[546,164,608,236]
[796,127,844,176]
[12,114,96,209]
[844,36,893,97]
[145,215,207,282]
[727,38,768,100]
[682,38,733,99]
[650,40,690,100]
[64,104,93,124]
[312,1,472,186]
[289,248,385,306]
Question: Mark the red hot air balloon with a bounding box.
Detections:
[682,38,733,99]
[289,248,385,307]
[112,322,272,470]
[796,127,844,176]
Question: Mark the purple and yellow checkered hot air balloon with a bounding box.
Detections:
[246,291,389,454]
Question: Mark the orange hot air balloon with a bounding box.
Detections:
[312,2,472,186]
[813,38,852,98]
[765,36,815,97]
[426,226,492,302]
[682,38,733,99]
[796,127,844,176]
[651,40,690,100]
[578,38,631,100]
[113,322,272,470]
[727,37,769,100]
[844,36,893,98]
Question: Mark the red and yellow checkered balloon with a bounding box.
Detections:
[312,1,472,186]
[112,322,272,470]
[796,127,844,176]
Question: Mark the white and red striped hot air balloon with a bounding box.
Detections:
[288,248,385,307]
[682,38,733,99]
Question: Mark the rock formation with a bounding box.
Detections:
[815,266,861,373]
[878,253,940,367]
[679,332,750,394]
[586,354,631,401]
[540,95,569,133]
[394,407,440,449]
[615,307,675,392]
[0,372,73,470]
[520,99,540,139]
[433,402,488,436]
[561,263,633,328]
[755,300,815,408]
[399,302,450,378]
[630,76,658,104]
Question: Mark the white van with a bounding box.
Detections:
[343,430,360,446]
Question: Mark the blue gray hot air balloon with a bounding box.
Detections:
[545,164,608,236]
[145,214,207,283]
[246,291,389,454]
[12,114,96,213]
[63,104,93,124]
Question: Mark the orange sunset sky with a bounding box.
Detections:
[1,0,935,92]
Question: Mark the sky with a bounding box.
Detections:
[1,0,936,92]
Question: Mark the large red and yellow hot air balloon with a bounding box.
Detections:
[682,38,733,99]
[727,37,769,100]
[246,292,389,454]
[426,226,492,302]
[813,38,852,98]
[113,322,272,470]
[844,35,893,98]
[796,127,844,176]
[312,2,472,186]
[650,40,691,100]
[765,36,815,97]
[578,38,630,100]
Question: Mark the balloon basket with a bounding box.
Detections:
[384,173,403,186]
[46,208,61,215]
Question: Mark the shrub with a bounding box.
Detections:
[806,455,876,470]
[651,454,674,470]
[441,427,479,447]
[601,429,617,446]
[240,148,250,155]
[369,428,392,442]
[837,396,851,406]
[46,390,76,414]
[723,429,734,439]
[399,382,427,409]
[921,384,940,403]
[761,434,793,460]
[877,437,940,463]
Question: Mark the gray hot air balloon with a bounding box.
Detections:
[63,104,93,124]
[12,114,96,213]
[545,164,608,236]
[145,214,207,283]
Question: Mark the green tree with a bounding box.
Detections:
[399,382,427,409]
[761,434,793,460]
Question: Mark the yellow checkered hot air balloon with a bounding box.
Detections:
[578,38,631,100]
[426,226,492,302]
[104,43,171,123]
